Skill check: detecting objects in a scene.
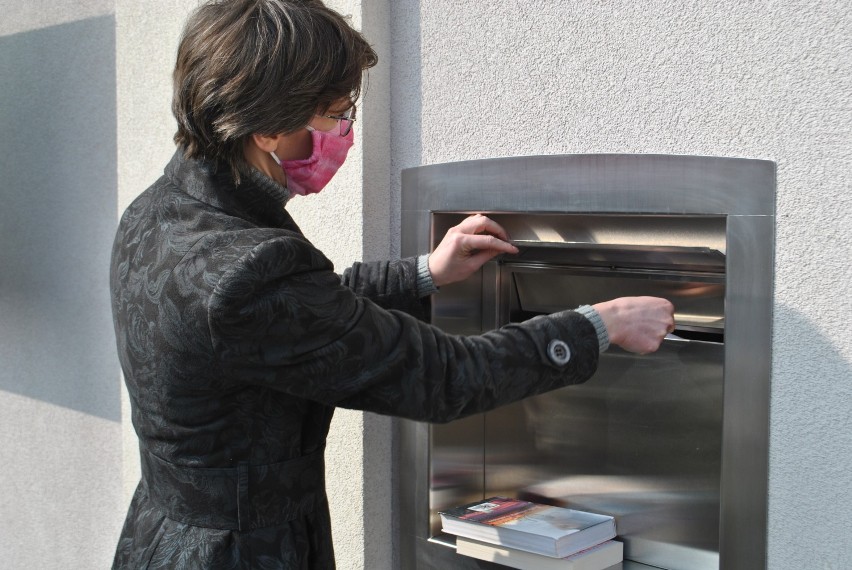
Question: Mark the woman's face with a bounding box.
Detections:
[272,98,354,161]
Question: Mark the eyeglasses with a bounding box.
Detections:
[318,105,357,137]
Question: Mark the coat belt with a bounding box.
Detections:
[140,447,326,531]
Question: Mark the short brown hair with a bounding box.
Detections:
[172,0,377,180]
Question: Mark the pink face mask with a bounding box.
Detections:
[270,126,354,196]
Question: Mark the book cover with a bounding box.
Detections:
[440,497,616,558]
[456,537,624,570]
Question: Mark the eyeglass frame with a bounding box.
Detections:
[315,105,356,137]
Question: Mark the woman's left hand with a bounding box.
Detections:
[428,214,519,287]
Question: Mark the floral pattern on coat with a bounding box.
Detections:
[110,151,600,569]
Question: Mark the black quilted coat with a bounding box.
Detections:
[110,151,600,569]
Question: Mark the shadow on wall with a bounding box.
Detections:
[0,16,119,421]
[768,304,852,568]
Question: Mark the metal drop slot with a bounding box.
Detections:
[506,238,726,343]
[398,154,774,570]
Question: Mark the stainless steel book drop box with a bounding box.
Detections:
[398,155,774,570]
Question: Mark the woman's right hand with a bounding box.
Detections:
[428,214,518,288]
[592,296,675,355]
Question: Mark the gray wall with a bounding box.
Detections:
[2,1,848,569]
[389,0,852,568]
[0,3,123,569]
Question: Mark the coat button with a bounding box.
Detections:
[547,339,571,366]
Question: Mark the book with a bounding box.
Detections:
[440,497,616,559]
[456,537,623,570]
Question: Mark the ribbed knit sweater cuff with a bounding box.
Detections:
[575,304,611,353]
[416,254,438,297]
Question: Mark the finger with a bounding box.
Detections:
[453,214,492,236]
[461,234,519,255]
[456,214,512,242]
[476,218,512,242]
[467,248,505,268]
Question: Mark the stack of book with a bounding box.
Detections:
[440,497,623,570]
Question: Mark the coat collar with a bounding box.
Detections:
[165,150,294,228]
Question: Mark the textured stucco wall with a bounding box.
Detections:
[0,2,123,568]
[390,0,851,568]
[16,0,844,568]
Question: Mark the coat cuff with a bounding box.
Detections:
[574,304,610,353]
[416,254,438,297]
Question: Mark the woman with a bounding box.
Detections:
[110,1,674,568]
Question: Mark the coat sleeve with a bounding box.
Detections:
[207,237,600,423]
[341,257,429,319]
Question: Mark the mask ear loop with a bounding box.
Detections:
[268,151,289,189]
[269,121,317,165]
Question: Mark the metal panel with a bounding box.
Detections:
[510,267,725,332]
[401,154,774,216]
[482,260,725,570]
[484,342,724,570]
[719,214,774,570]
[397,154,774,570]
